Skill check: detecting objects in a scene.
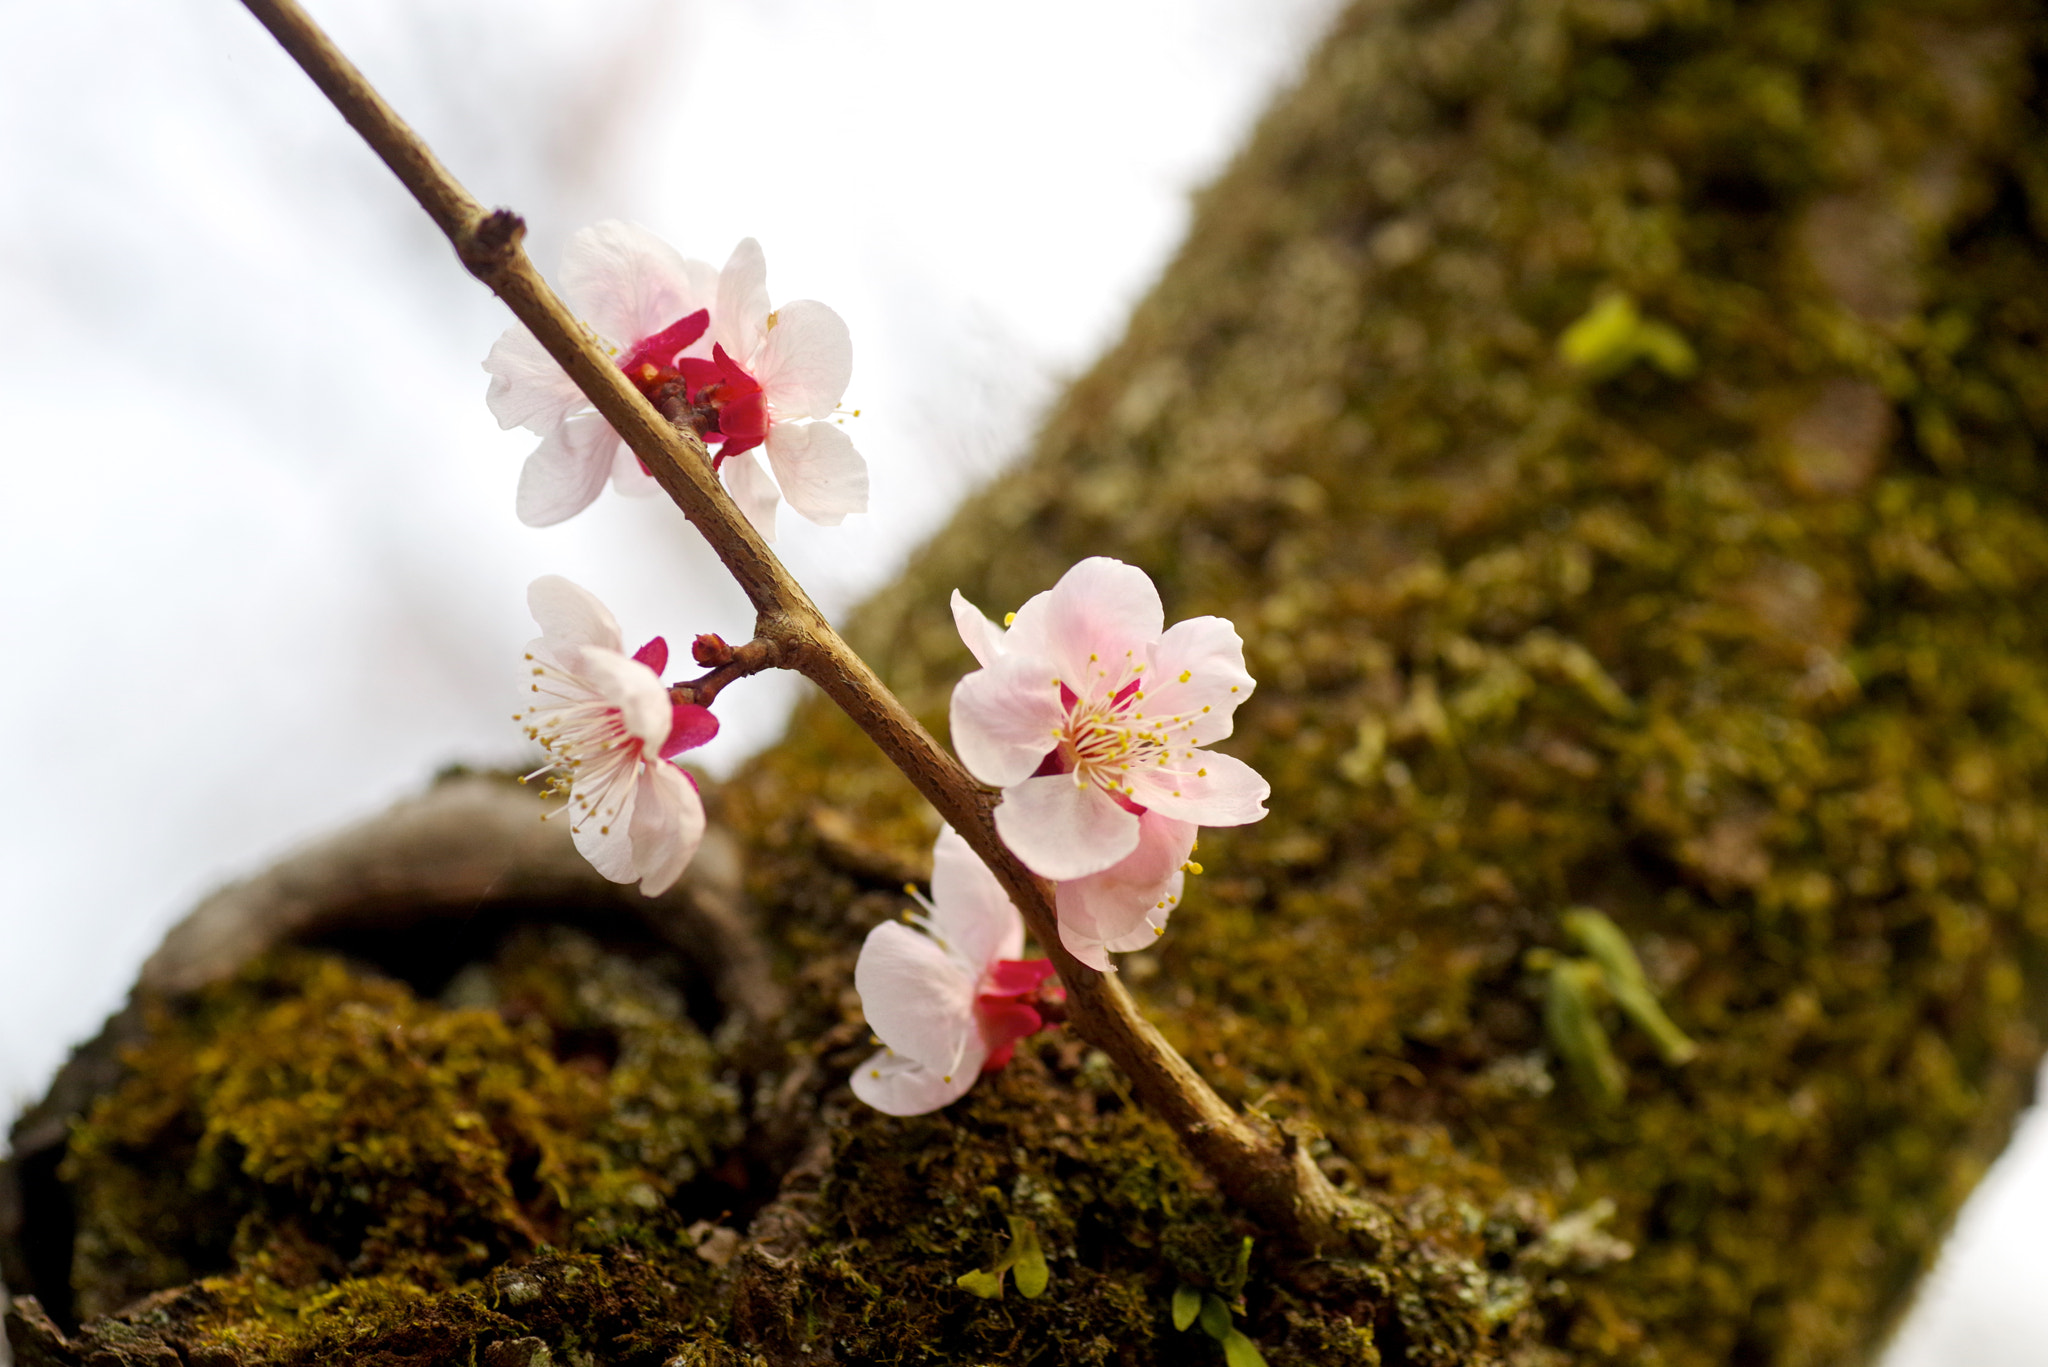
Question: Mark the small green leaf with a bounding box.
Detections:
[1559,292,1696,381]
[1218,1235,1253,1299]
[956,1268,1005,1299]
[1199,1293,1234,1342]
[1221,1328,1270,1367]
[1172,1284,1202,1331]
[1563,908,1698,1065]
[1545,957,1626,1107]
[1008,1217,1049,1299]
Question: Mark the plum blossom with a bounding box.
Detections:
[482,224,867,538]
[485,220,717,527]
[683,237,867,539]
[949,557,1268,967]
[852,827,1059,1116]
[517,575,718,897]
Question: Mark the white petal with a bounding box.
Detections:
[517,412,620,527]
[928,826,1025,973]
[754,299,852,419]
[949,653,1067,786]
[721,448,781,539]
[763,422,868,526]
[951,590,1008,669]
[527,574,625,653]
[575,647,672,750]
[714,237,770,362]
[631,762,705,896]
[484,325,586,434]
[1125,750,1270,827]
[610,440,661,498]
[1140,615,1257,745]
[854,921,982,1074]
[561,219,704,349]
[570,778,639,883]
[1005,557,1164,684]
[993,774,1140,881]
[1055,812,1195,968]
[850,1048,977,1117]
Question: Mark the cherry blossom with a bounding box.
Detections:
[517,575,717,896]
[485,220,718,527]
[949,557,1268,964]
[852,827,1059,1116]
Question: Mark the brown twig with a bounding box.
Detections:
[671,637,783,708]
[237,0,1385,1254]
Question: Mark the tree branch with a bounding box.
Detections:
[237,0,1384,1254]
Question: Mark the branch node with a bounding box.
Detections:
[458,208,526,279]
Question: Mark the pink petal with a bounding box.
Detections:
[1005,557,1165,686]
[949,653,1068,787]
[1054,812,1195,968]
[609,440,661,499]
[1124,750,1270,827]
[951,590,1009,669]
[1139,615,1257,746]
[562,220,705,349]
[570,781,639,884]
[714,237,771,363]
[763,422,868,527]
[661,703,720,758]
[721,448,781,539]
[483,325,586,434]
[516,412,621,527]
[974,1000,1043,1068]
[850,1047,977,1116]
[527,575,624,653]
[993,774,1141,881]
[576,648,672,750]
[720,389,769,453]
[754,299,852,419]
[855,921,982,1075]
[630,759,705,897]
[633,637,669,674]
[928,826,1024,970]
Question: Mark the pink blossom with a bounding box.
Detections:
[683,238,867,539]
[949,557,1268,965]
[517,575,718,896]
[485,221,718,527]
[852,827,1058,1116]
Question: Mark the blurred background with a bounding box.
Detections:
[0,2,2038,1359]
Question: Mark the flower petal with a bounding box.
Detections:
[993,774,1140,881]
[574,647,672,750]
[721,448,781,539]
[713,237,770,363]
[527,574,625,653]
[561,220,705,349]
[763,421,868,527]
[1140,615,1257,746]
[850,1047,977,1117]
[630,760,705,896]
[1055,812,1195,968]
[608,440,661,498]
[928,826,1024,973]
[570,779,639,884]
[484,324,587,434]
[753,299,852,419]
[517,412,620,527]
[1124,749,1270,827]
[1006,557,1164,685]
[950,652,1067,787]
[951,590,1008,669]
[855,921,982,1075]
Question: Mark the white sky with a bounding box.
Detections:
[0,0,2037,1356]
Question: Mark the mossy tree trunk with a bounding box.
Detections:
[11,0,2048,1364]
